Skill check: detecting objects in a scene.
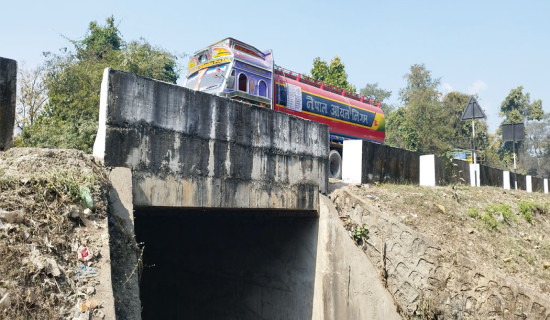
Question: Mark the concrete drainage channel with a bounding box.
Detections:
[134,208,319,319]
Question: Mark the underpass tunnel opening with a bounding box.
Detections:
[134,207,319,320]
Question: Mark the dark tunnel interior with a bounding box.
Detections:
[134,207,319,320]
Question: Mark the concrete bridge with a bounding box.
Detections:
[92,68,400,319]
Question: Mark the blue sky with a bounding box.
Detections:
[1,0,548,133]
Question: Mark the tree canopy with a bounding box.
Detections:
[387,64,489,156]
[310,56,356,93]
[360,83,393,113]
[16,16,178,152]
[500,86,543,124]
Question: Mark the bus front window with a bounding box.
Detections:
[199,64,229,92]
[184,72,199,90]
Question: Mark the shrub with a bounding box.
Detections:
[518,200,546,224]
[352,224,370,243]
[481,213,498,229]
[485,203,512,223]
[468,207,479,218]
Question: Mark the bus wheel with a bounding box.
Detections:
[329,150,342,179]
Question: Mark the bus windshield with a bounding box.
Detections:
[184,64,229,92]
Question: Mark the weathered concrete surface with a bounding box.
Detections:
[135,209,318,319]
[332,187,550,319]
[312,195,401,320]
[108,167,141,320]
[0,57,16,151]
[94,68,329,212]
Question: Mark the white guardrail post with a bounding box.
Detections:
[419,155,436,187]
[503,171,511,190]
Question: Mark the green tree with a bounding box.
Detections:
[497,86,544,170]
[310,56,356,93]
[360,83,393,113]
[388,64,453,154]
[384,107,419,150]
[398,63,440,104]
[15,65,48,131]
[75,16,122,60]
[522,114,550,176]
[442,92,489,152]
[18,16,178,152]
[500,86,543,123]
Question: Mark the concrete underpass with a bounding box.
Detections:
[135,208,318,319]
[95,69,401,319]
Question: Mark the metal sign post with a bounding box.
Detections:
[460,96,487,163]
[461,96,487,186]
[502,123,525,190]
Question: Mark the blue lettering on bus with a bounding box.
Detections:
[303,93,375,127]
[276,84,376,127]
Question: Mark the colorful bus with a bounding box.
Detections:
[184,38,385,178]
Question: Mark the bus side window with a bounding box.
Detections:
[277,84,287,106]
[258,80,267,97]
[226,70,235,89]
[238,73,248,92]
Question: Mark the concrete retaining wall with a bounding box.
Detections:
[0,57,16,151]
[312,195,401,320]
[332,187,550,319]
[93,68,329,211]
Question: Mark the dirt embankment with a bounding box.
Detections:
[330,181,550,319]
[0,148,117,320]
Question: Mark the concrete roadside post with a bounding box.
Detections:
[526,175,532,193]
[0,57,16,151]
[342,140,363,185]
[419,155,436,187]
[503,171,511,190]
[544,179,548,194]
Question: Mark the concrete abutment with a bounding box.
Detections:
[96,69,399,319]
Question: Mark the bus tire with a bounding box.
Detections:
[329,150,342,179]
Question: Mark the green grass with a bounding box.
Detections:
[485,203,513,223]
[468,207,479,218]
[517,200,548,224]
[481,213,498,229]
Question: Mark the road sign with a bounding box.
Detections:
[502,123,525,142]
[461,96,486,121]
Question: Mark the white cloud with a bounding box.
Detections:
[468,80,487,95]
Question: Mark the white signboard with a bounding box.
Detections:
[286,84,302,112]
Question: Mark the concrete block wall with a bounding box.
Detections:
[0,57,16,151]
[93,68,329,211]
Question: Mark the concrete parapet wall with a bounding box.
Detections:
[94,68,329,211]
[0,57,16,151]
[480,164,504,188]
[344,140,419,185]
